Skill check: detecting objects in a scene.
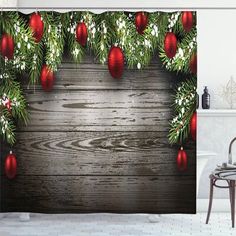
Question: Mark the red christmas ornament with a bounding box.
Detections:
[181,11,193,32]
[108,46,124,79]
[177,147,188,171]
[190,53,197,74]
[135,12,148,34]
[164,32,177,59]
[6,98,11,112]
[29,13,44,43]
[76,22,88,47]
[5,151,17,179]
[0,34,14,59]
[40,65,55,92]
[190,112,197,141]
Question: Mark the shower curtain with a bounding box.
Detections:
[0,11,197,213]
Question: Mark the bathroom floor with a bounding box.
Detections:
[0,213,234,236]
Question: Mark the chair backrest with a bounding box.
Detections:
[228,137,236,164]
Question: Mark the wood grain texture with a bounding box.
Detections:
[1,175,196,213]
[22,55,178,91]
[0,54,196,213]
[1,132,196,176]
[19,90,173,132]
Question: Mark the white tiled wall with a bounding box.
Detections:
[198,112,236,199]
[0,0,17,7]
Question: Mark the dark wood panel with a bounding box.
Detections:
[1,175,196,213]
[24,89,172,107]
[1,132,196,176]
[1,53,196,213]
[19,90,174,132]
[23,55,178,91]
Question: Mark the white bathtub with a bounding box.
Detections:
[197,151,217,196]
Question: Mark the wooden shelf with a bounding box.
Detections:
[197,109,236,117]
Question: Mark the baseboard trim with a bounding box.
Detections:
[197,199,231,212]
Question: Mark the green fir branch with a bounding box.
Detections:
[42,12,65,71]
[168,77,197,145]
[0,11,197,146]
[64,12,85,63]
[0,108,16,145]
[91,12,115,64]
[0,12,36,73]
[28,41,44,84]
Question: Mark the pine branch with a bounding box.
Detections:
[168,77,197,145]
[82,12,98,52]
[42,12,65,71]
[29,41,44,84]
[158,12,197,74]
[0,64,28,123]
[0,12,36,73]
[64,12,85,63]
[91,12,115,64]
[0,11,198,146]
[0,60,28,145]
[0,107,16,145]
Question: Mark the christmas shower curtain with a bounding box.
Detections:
[0,11,197,213]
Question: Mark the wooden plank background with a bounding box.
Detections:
[0,55,196,213]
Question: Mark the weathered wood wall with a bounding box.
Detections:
[0,55,196,213]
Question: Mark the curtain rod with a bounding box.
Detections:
[0,7,236,10]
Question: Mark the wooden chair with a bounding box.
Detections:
[206,172,236,228]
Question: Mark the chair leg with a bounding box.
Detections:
[206,178,214,224]
[229,182,233,220]
[231,181,235,228]
[229,181,232,205]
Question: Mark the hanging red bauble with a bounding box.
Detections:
[40,65,55,92]
[190,112,197,141]
[190,53,197,74]
[5,151,17,179]
[0,34,14,59]
[181,11,193,32]
[6,98,11,112]
[29,13,44,43]
[135,12,148,34]
[164,32,177,59]
[108,46,124,79]
[76,22,88,47]
[177,147,188,171]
